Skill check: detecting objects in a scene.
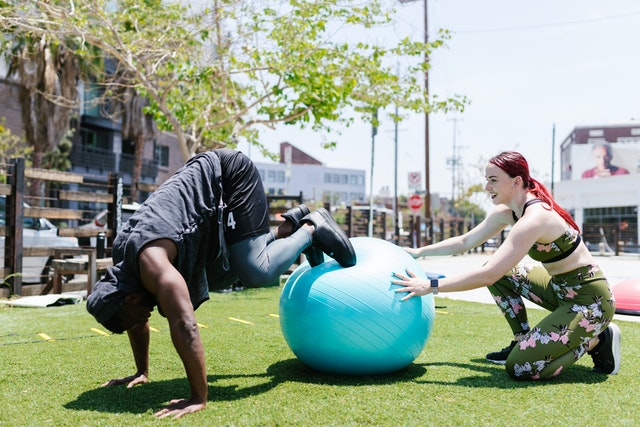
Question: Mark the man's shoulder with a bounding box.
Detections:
[581,168,596,178]
[611,165,630,175]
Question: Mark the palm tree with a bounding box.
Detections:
[118,85,156,203]
[6,33,79,197]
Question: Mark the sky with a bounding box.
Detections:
[240,0,640,205]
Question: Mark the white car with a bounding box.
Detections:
[82,203,140,228]
[78,203,140,247]
[1,196,80,284]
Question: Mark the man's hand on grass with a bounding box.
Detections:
[101,372,148,388]
[154,398,206,419]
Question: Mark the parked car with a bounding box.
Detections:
[0,196,80,284]
[78,203,140,247]
[83,203,140,229]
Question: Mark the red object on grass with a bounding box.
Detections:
[612,279,640,316]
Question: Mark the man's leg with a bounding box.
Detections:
[228,227,314,287]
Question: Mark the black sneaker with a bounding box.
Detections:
[589,323,621,374]
[301,208,356,268]
[486,341,517,365]
[281,204,325,266]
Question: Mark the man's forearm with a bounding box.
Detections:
[128,322,150,376]
[169,317,208,403]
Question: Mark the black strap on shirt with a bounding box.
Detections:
[512,198,544,222]
[543,235,582,263]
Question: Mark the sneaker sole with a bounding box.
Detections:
[486,359,507,365]
[309,208,356,267]
[608,323,621,375]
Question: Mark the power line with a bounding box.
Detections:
[453,11,640,35]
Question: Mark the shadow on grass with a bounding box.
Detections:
[65,358,427,415]
[415,358,609,388]
[66,356,609,414]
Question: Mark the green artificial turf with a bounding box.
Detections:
[1,287,638,426]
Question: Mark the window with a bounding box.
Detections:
[80,129,110,150]
[583,205,638,251]
[350,175,364,185]
[154,144,170,167]
[122,139,135,155]
[350,192,364,202]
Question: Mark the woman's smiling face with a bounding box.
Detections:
[485,163,516,205]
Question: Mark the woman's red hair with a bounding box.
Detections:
[489,151,580,232]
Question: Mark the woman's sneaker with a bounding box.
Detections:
[589,323,621,374]
[485,341,517,365]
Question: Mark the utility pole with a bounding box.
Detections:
[422,0,431,222]
[446,117,463,215]
[368,109,378,237]
[394,103,400,244]
[398,0,430,242]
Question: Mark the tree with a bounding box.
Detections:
[0,117,32,168]
[2,0,466,163]
[454,183,487,224]
[112,82,157,202]
[0,30,79,196]
[0,0,107,196]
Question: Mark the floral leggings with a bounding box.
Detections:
[487,264,615,380]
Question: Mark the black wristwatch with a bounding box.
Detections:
[430,279,439,295]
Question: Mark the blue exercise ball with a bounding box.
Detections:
[279,237,436,375]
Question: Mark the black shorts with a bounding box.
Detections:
[216,149,270,245]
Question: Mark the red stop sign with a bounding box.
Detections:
[408,194,423,212]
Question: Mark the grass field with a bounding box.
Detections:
[1,286,638,426]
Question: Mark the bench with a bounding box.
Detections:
[48,248,113,295]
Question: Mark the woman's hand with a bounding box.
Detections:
[392,270,432,301]
[101,372,148,388]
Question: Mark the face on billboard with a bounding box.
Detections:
[570,141,639,180]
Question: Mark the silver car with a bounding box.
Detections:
[1,196,79,284]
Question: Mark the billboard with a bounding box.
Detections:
[570,141,640,180]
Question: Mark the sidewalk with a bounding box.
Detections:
[416,251,640,324]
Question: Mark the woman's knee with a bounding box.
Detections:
[505,349,569,381]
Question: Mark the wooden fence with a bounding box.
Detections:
[1,158,131,296]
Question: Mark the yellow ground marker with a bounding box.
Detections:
[38,333,54,342]
[228,317,254,325]
[435,310,449,315]
[149,326,160,332]
[269,313,279,318]
[90,328,110,336]
[197,323,209,329]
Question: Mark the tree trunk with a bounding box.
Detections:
[120,88,156,202]
[14,37,78,198]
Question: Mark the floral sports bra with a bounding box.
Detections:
[512,199,582,263]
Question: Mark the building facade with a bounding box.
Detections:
[255,142,366,205]
[0,78,182,198]
[554,124,640,253]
